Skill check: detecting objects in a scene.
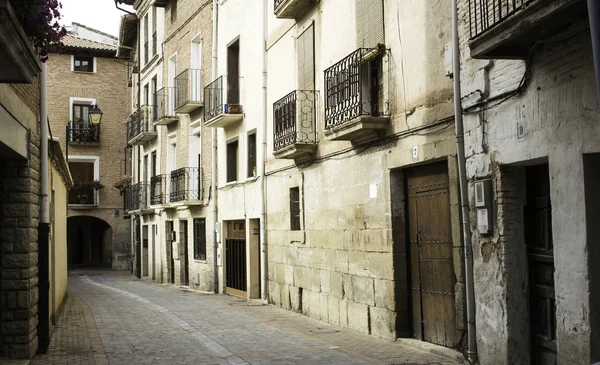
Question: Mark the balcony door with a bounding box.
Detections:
[68,161,95,205]
[191,37,202,102]
[168,54,177,114]
[227,39,240,105]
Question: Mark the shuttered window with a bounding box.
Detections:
[290,187,301,231]
[356,0,384,48]
[194,218,206,260]
[297,23,315,91]
[227,139,238,182]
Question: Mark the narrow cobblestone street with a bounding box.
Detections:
[31,270,464,365]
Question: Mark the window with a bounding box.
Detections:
[227,139,238,183]
[193,218,206,260]
[227,39,240,104]
[151,151,157,177]
[170,0,177,23]
[144,83,149,106]
[72,104,91,125]
[297,24,315,91]
[152,6,157,56]
[67,157,99,205]
[74,56,93,72]
[143,14,149,64]
[290,187,301,231]
[247,132,256,178]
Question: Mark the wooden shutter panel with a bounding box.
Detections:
[297,24,315,91]
[356,0,384,48]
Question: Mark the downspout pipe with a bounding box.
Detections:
[38,61,51,353]
[587,0,600,102]
[260,0,268,302]
[211,0,219,294]
[451,1,478,364]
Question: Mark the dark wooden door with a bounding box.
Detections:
[166,221,174,284]
[406,162,456,347]
[180,221,189,286]
[227,40,240,104]
[525,164,557,365]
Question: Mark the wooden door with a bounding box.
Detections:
[406,162,456,347]
[525,164,557,365]
[179,221,189,286]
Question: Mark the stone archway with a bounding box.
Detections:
[67,216,112,267]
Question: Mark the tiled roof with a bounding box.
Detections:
[62,34,117,52]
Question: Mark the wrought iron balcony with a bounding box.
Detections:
[324,46,389,144]
[150,174,169,205]
[127,105,157,145]
[126,182,148,212]
[169,167,202,205]
[274,0,319,19]
[273,90,317,163]
[67,124,100,145]
[68,186,97,206]
[469,0,587,59]
[175,68,203,113]
[204,75,243,128]
[154,87,178,125]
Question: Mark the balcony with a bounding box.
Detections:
[154,87,178,125]
[67,124,100,146]
[150,174,169,205]
[273,90,317,163]
[274,0,319,19]
[169,167,202,206]
[0,0,41,83]
[127,105,157,145]
[125,182,148,212]
[469,0,587,59]
[324,47,389,144]
[68,186,97,208]
[204,75,244,128]
[175,68,203,114]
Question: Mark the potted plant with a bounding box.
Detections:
[91,180,104,190]
[113,175,133,194]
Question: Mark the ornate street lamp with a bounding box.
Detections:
[89,104,103,125]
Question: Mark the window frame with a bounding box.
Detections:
[226,138,239,183]
[193,217,207,261]
[72,55,95,73]
[67,155,100,205]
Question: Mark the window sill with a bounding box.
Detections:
[194,259,208,263]
[72,70,95,74]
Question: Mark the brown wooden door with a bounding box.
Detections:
[525,164,557,365]
[226,221,246,297]
[406,162,456,347]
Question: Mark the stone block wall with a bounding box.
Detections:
[0,134,41,359]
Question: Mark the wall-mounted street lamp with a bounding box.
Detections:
[89,104,103,125]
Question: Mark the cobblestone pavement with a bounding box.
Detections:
[32,270,465,365]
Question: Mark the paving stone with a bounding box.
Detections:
[30,269,464,365]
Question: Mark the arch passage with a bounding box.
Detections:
[67,216,112,267]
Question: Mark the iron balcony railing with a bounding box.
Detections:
[126,182,148,211]
[68,186,96,205]
[175,68,203,109]
[324,47,388,130]
[169,167,201,203]
[152,32,157,56]
[67,124,100,144]
[154,87,177,121]
[469,0,528,39]
[273,90,317,151]
[150,174,168,205]
[127,105,156,142]
[144,41,149,64]
[204,75,243,123]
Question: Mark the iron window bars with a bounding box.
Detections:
[273,90,317,151]
[150,174,168,205]
[324,46,389,130]
[127,105,156,142]
[469,0,528,39]
[169,167,201,203]
[154,87,177,122]
[175,68,203,110]
[203,75,243,123]
[67,124,100,144]
[126,182,148,211]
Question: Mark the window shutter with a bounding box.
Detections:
[356,0,384,48]
[297,24,315,91]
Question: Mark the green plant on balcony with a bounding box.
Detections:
[11,0,68,57]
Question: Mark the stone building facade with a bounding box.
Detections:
[47,29,132,270]
[458,0,599,364]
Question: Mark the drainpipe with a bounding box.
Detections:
[588,0,600,101]
[259,0,268,302]
[211,0,219,294]
[451,0,478,363]
[38,61,51,353]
